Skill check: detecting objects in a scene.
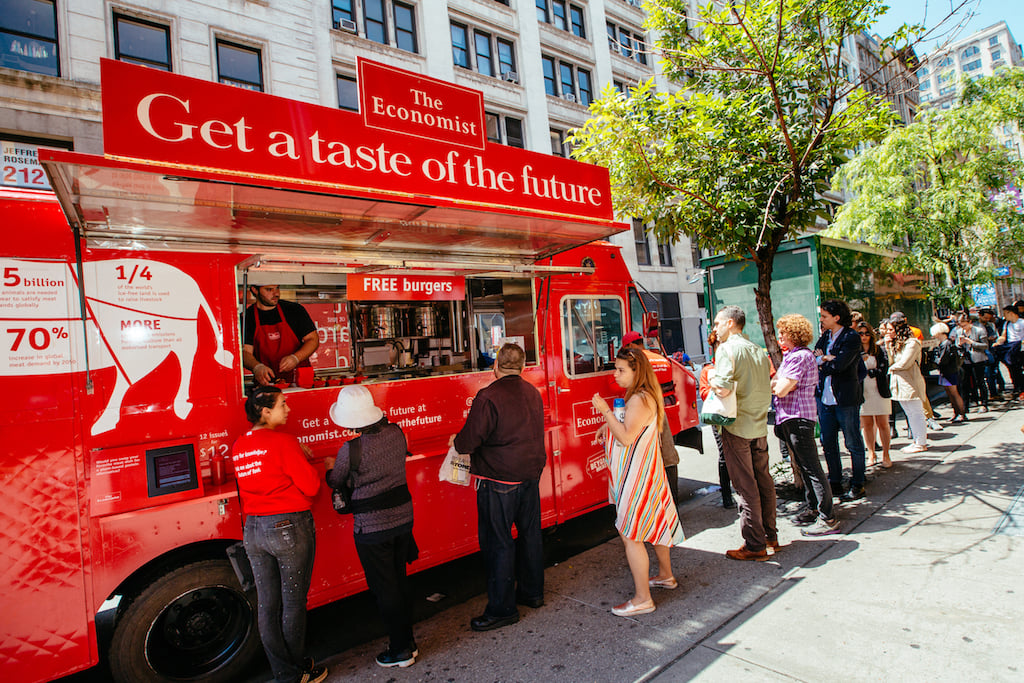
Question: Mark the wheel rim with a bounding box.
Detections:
[145,584,253,679]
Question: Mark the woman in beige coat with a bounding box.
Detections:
[886,318,928,453]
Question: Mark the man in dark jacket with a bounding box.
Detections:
[452,343,546,632]
[814,300,868,502]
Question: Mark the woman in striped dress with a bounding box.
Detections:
[592,347,685,618]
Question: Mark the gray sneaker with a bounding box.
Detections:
[791,509,818,526]
[800,517,841,536]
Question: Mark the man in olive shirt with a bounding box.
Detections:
[711,306,775,561]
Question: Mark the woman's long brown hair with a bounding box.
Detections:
[616,347,665,430]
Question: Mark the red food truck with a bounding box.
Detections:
[0,59,698,683]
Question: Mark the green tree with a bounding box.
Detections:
[569,0,898,360]
[830,87,1024,310]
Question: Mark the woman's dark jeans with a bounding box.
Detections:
[777,418,834,520]
[355,531,417,653]
[244,511,316,683]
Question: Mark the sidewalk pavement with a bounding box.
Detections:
[318,406,1024,682]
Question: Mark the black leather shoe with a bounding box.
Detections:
[840,485,865,502]
[722,497,736,509]
[470,612,519,631]
[517,595,544,609]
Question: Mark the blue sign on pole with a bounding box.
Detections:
[972,283,997,307]
[995,266,1012,277]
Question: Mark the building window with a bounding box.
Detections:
[989,35,1000,46]
[0,0,58,76]
[550,128,565,156]
[607,21,647,65]
[451,23,468,68]
[916,66,928,78]
[559,62,575,99]
[937,71,953,83]
[570,5,585,38]
[216,40,263,91]
[451,23,516,79]
[633,219,651,266]
[991,50,1001,61]
[364,0,387,44]
[937,55,953,68]
[551,0,567,30]
[393,2,416,53]
[332,0,355,25]
[939,84,956,96]
[113,14,171,71]
[542,55,557,95]
[963,59,982,72]
[918,79,930,91]
[542,54,589,102]
[486,112,525,148]
[536,0,549,22]
[475,30,493,76]
[961,45,980,59]
[657,239,672,267]
[337,74,358,111]
[335,0,417,53]
[578,69,592,106]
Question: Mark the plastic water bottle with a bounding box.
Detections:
[613,398,626,423]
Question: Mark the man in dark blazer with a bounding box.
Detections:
[814,300,868,501]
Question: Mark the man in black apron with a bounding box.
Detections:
[242,285,319,385]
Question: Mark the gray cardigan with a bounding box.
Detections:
[326,421,413,541]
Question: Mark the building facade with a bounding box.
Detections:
[0,0,707,355]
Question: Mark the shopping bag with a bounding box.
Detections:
[438,446,472,486]
[700,391,736,426]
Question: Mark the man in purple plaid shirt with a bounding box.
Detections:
[772,314,839,536]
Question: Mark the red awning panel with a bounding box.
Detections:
[40,150,625,269]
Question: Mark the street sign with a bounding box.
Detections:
[971,282,997,307]
[995,266,1012,277]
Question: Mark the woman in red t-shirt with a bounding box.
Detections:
[231,386,326,683]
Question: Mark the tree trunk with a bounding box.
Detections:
[754,254,782,369]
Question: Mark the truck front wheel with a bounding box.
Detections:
[109,559,261,682]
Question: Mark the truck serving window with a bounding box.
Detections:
[628,287,644,335]
[563,297,623,375]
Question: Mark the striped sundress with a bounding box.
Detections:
[606,418,685,546]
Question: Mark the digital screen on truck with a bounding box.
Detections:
[146,444,199,497]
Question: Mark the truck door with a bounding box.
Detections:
[549,294,625,521]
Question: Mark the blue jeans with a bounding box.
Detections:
[244,511,316,683]
[476,479,544,618]
[817,399,866,488]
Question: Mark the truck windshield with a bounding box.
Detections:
[563,297,623,374]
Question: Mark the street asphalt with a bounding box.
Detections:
[309,399,1024,682]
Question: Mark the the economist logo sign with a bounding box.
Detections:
[98,58,613,222]
[359,60,485,150]
[346,274,466,301]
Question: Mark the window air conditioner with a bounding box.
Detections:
[628,0,643,7]
[502,71,519,83]
[561,92,577,102]
[339,19,357,33]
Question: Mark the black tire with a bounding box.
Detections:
[108,558,261,682]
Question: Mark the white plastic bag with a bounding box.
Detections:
[700,391,737,426]
[438,446,472,486]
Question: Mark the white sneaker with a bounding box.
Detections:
[927,418,943,431]
[801,517,841,536]
[901,443,927,454]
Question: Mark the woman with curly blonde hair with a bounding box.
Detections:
[772,314,838,536]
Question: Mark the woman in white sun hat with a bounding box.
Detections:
[325,385,418,668]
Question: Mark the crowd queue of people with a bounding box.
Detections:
[224,299,1024,682]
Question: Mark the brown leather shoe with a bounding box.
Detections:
[726,546,769,561]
